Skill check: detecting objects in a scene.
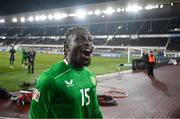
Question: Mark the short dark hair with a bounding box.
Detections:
[64,27,89,58]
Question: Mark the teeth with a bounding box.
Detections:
[85,49,90,52]
[82,49,92,56]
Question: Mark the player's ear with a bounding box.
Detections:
[64,45,70,54]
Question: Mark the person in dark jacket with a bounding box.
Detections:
[141,51,148,70]
[27,47,36,74]
[9,46,16,69]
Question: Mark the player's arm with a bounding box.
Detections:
[33,52,36,60]
[90,76,103,118]
[29,72,54,118]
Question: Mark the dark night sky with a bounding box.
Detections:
[0,0,119,15]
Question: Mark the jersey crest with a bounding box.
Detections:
[32,88,40,102]
[65,79,74,87]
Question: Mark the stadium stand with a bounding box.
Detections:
[107,38,168,46]
[167,37,180,51]
[0,0,180,53]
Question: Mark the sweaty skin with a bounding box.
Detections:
[66,29,94,68]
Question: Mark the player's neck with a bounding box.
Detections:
[65,58,84,70]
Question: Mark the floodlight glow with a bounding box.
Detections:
[103,7,115,14]
[126,5,142,12]
[48,14,53,20]
[76,10,87,18]
[28,16,34,22]
[174,28,180,31]
[121,8,125,12]
[62,13,68,18]
[144,5,153,10]
[20,17,25,22]
[69,13,76,17]
[171,2,174,6]
[117,8,121,12]
[54,13,62,20]
[118,26,122,29]
[0,19,5,23]
[155,4,159,8]
[35,15,41,21]
[87,11,93,15]
[40,15,47,21]
[2,36,6,39]
[12,18,17,22]
[160,4,164,8]
[94,10,101,15]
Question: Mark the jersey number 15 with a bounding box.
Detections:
[80,88,90,106]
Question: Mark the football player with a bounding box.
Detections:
[29,27,103,118]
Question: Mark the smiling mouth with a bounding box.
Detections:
[82,49,92,59]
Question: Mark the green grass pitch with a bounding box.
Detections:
[0,51,129,92]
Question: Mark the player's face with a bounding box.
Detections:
[67,30,94,68]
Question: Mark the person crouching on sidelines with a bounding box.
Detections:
[21,48,28,69]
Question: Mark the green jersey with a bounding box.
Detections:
[22,50,28,59]
[29,59,103,118]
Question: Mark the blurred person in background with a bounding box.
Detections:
[27,47,36,74]
[147,51,156,77]
[141,51,148,71]
[9,45,16,69]
[21,48,28,69]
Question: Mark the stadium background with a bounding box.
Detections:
[0,0,180,92]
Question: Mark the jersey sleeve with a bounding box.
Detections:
[29,71,54,118]
[90,75,103,118]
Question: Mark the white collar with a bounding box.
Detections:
[63,59,69,65]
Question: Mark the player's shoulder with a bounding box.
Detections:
[36,70,54,89]
[84,67,96,76]
[36,60,69,89]
[35,60,67,88]
[48,59,71,78]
